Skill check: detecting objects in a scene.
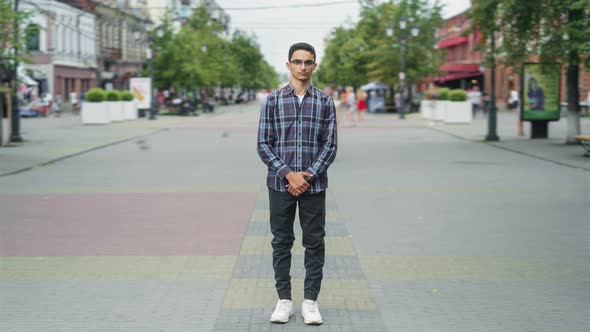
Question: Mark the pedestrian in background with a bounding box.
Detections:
[508,86,523,136]
[257,42,338,326]
[345,86,356,126]
[356,89,367,122]
[468,86,482,118]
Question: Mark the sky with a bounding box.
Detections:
[216,0,472,77]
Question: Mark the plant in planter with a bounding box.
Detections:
[421,89,439,119]
[433,88,450,121]
[438,88,451,101]
[444,89,472,123]
[81,88,109,124]
[120,91,137,120]
[105,90,120,102]
[86,88,106,102]
[449,89,468,102]
[105,90,124,122]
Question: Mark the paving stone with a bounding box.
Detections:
[0,280,227,332]
[246,222,350,237]
[233,255,366,280]
[369,280,590,332]
[239,236,356,256]
[0,256,236,281]
[360,256,590,282]
[223,279,376,310]
[214,309,386,331]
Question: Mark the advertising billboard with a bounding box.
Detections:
[520,63,561,122]
[129,78,151,109]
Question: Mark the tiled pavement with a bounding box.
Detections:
[1,106,589,331]
[0,186,388,332]
[213,188,387,331]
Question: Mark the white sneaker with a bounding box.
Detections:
[270,299,294,323]
[301,299,323,325]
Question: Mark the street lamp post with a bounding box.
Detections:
[387,17,419,120]
[485,29,499,141]
[10,0,23,142]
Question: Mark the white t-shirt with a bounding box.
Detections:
[509,90,519,103]
[297,95,304,105]
[346,93,356,110]
[468,90,482,105]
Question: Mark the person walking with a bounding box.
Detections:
[356,89,367,122]
[508,86,523,136]
[257,42,338,326]
[468,86,482,118]
[345,86,357,126]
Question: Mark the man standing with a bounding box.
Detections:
[257,42,337,325]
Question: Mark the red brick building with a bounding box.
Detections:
[421,10,590,108]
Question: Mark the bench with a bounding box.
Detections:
[575,135,590,157]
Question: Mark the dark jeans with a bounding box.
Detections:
[268,189,326,301]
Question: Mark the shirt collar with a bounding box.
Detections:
[284,82,316,97]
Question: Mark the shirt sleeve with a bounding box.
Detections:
[305,96,338,179]
[257,95,293,178]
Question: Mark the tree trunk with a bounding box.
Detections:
[565,53,581,144]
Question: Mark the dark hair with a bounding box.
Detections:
[288,42,316,62]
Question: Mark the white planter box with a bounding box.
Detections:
[420,100,434,119]
[433,101,447,121]
[108,101,124,122]
[81,102,110,124]
[444,101,472,123]
[122,101,137,120]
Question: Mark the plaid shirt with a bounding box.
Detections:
[257,83,337,194]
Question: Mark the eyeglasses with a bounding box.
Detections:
[290,59,315,66]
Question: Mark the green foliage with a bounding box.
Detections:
[438,88,451,100]
[105,90,120,101]
[0,1,33,82]
[469,0,590,134]
[151,7,278,91]
[316,0,444,90]
[85,88,106,102]
[120,91,134,101]
[424,89,439,100]
[449,89,468,101]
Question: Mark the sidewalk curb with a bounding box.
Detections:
[0,128,169,177]
[426,125,590,172]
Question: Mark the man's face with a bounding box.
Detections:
[287,50,317,82]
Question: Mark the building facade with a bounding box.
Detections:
[20,0,98,104]
[426,10,590,108]
[434,11,484,90]
[95,0,150,90]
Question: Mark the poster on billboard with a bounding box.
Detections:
[520,63,561,122]
[129,77,151,109]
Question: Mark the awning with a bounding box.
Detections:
[17,65,38,86]
[361,81,389,91]
[439,63,480,72]
[437,36,468,49]
[434,71,482,83]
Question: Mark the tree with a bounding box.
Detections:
[470,0,590,143]
[316,0,443,98]
[0,0,31,83]
[151,6,278,94]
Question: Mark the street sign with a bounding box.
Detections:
[399,72,405,80]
